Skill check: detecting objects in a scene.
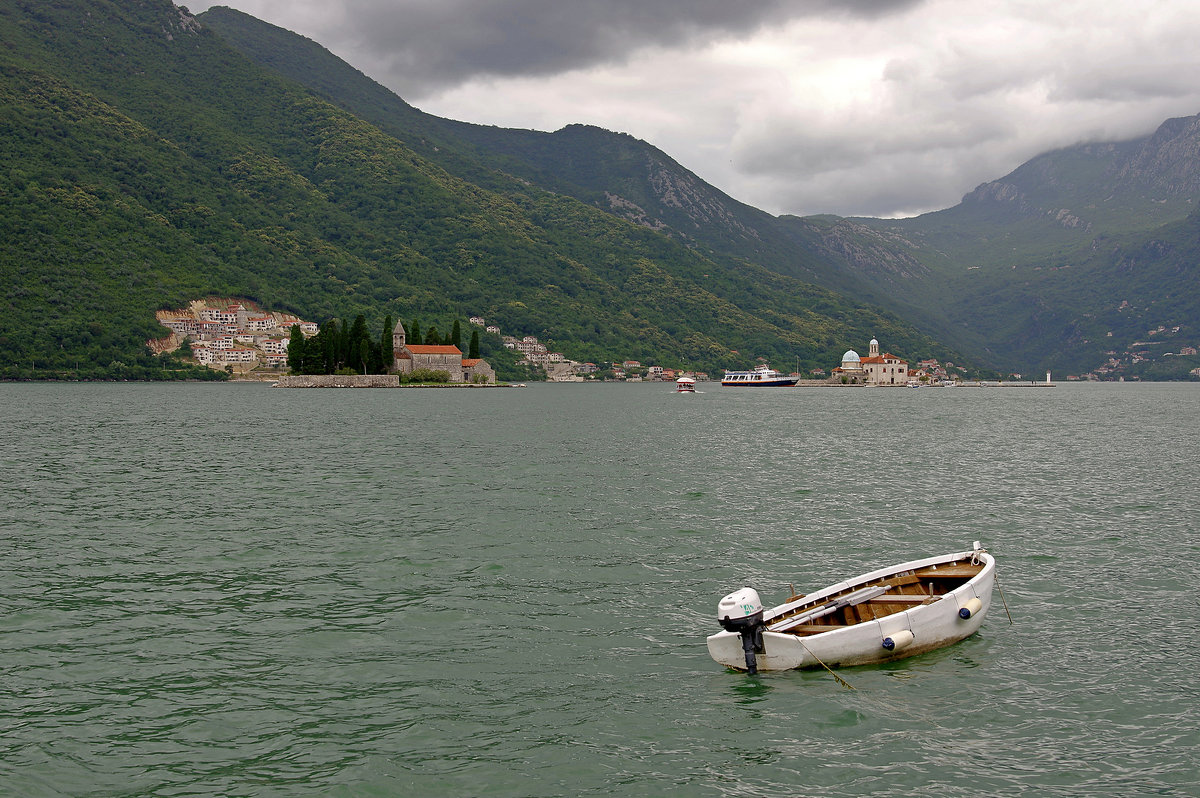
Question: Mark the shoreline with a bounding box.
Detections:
[269,374,512,388]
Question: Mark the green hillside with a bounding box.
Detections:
[0,0,959,381]
[776,117,1200,376]
[197,8,886,306]
[7,0,1194,382]
[199,4,1200,379]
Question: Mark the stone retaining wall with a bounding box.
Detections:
[273,375,400,388]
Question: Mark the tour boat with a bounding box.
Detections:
[720,365,799,387]
[675,377,696,392]
[708,543,996,673]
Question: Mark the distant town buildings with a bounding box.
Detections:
[151,300,318,373]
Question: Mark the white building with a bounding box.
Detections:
[833,338,909,385]
[217,347,257,363]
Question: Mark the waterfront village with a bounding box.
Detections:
[148,298,1030,384]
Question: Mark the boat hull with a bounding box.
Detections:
[720,365,798,387]
[707,549,995,671]
[719,378,798,387]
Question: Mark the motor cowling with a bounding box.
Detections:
[717,588,765,674]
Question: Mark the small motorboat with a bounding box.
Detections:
[708,543,996,673]
[675,377,696,393]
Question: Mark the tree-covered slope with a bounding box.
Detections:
[0,0,958,380]
[201,2,1200,379]
[197,7,879,300]
[774,115,1200,375]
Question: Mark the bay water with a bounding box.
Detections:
[1,381,1197,797]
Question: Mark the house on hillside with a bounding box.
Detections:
[392,321,495,383]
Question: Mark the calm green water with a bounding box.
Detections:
[2,381,1197,797]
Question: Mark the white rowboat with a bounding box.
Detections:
[708,543,995,673]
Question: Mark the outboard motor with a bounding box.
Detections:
[717,587,766,674]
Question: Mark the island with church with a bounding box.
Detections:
[275,320,497,388]
[151,299,985,387]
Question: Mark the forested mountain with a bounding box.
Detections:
[198,7,886,302]
[3,0,1198,381]
[804,115,1200,375]
[0,0,955,381]
[199,6,1200,379]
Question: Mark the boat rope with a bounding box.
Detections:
[798,640,856,690]
[972,543,1013,624]
[993,569,1014,625]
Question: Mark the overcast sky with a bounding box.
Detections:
[187,0,1200,218]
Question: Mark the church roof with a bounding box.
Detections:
[861,352,907,364]
[406,344,462,355]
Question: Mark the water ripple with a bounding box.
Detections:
[2,382,1199,796]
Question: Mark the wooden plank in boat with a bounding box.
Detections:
[915,564,982,578]
[786,624,839,636]
[875,573,923,589]
[868,594,940,604]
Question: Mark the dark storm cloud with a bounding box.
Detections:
[342,0,921,95]
[191,0,1200,217]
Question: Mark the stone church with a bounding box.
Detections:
[392,321,496,383]
[832,338,909,385]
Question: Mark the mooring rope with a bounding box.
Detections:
[994,568,1014,625]
[799,640,856,690]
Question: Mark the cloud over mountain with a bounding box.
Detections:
[192,1,1200,217]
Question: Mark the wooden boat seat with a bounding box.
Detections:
[868,594,940,604]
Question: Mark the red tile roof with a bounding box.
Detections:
[406,345,462,355]
[861,353,907,364]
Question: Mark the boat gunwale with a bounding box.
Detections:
[762,550,993,635]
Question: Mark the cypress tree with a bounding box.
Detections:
[379,315,393,373]
[348,314,369,369]
[410,320,421,346]
[337,317,353,369]
[320,319,339,374]
[450,319,462,350]
[287,324,306,374]
[358,338,372,374]
[424,325,440,345]
[468,329,480,359]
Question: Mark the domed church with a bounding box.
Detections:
[832,338,908,385]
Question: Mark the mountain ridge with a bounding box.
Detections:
[199,4,1200,377]
[1,0,956,380]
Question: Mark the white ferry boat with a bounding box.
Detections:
[721,365,799,387]
[675,376,696,393]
